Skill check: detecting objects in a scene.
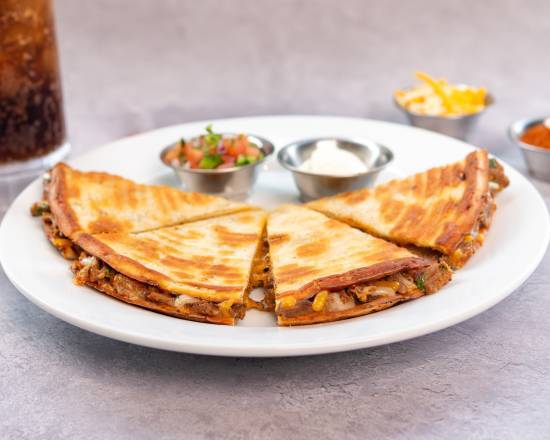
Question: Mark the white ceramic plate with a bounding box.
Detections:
[1,116,548,357]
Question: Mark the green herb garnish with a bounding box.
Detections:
[204,124,222,147]
[30,201,50,217]
[415,273,426,292]
[488,158,497,169]
[236,154,249,166]
[199,154,223,169]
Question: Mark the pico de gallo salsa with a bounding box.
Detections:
[164,125,264,170]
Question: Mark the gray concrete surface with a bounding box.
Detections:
[2,0,550,438]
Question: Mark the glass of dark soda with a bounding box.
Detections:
[0,0,69,177]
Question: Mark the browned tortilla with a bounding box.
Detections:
[307,150,507,266]
[48,162,253,238]
[72,210,267,325]
[267,205,439,325]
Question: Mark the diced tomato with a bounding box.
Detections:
[218,155,236,169]
[164,147,179,163]
[245,146,260,158]
[236,137,248,151]
[222,138,232,151]
[237,134,249,147]
[183,142,193,155]
[185,147,204,163]
[228,140,246,157]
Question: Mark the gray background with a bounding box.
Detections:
[2,0,550,439]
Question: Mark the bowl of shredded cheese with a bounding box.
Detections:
[394,72,493,140]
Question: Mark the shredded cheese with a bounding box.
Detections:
[278,296,297,310]
[312,291,329,312]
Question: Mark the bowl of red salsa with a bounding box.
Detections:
[509,117,550,182]
[161,125,274,198]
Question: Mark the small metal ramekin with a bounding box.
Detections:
[277,138,393,201]
[160,133,274,199]
[509,117,550,181]
[394,91,494,141]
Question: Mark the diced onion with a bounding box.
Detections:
[392,273,415,293]
[174,294,200,308]
[354,285,397,303]
[81,256,97,266]
[370,287,396,297]
[326,292,355,312]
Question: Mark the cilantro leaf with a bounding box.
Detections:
[204,124,222,148]
[489,158,497,169]
[415,273,426,292]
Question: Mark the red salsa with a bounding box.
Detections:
[520,120,550,150]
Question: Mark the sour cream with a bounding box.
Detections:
[299,141,369,176]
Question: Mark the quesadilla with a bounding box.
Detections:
[308,150,509,269]
[267,205,452,325]
[31,163,252,259]
[70,210,267,325]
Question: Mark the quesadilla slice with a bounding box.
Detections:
[308,150,509,269]
[31,163,252,259]
[70,210,267,325]
[267,205,452,325]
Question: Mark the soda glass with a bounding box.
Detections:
[0,0,69,178]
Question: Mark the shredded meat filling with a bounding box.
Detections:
[447,190,496,269]
[278,260,452,318]
[489,159,509,194]
[71,253,245,320]
[31,200,81,260]
[248,236,275,311]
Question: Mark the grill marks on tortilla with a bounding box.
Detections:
[383,165,474,250]
[235,213,257,224]
[380,199,405,224]
[384,163,468,241]
[307,150,492,256]
[213,225,258,247]
[357,248,405,264]
[390,205,426,239]
[153,184,173,213]
[343,189,370,205]
[267,205,429,301]
[269,233,291,247]
[295,238,329,258]
[88,217,132,234]
[48,163,252,238]
[277,264,320,284]
[74,210,267,302]
[163,256,243,281]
